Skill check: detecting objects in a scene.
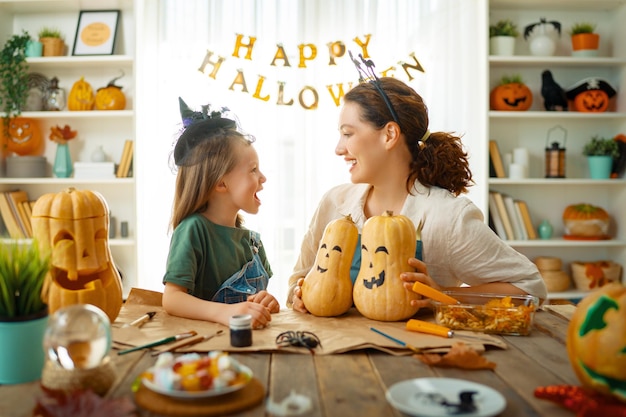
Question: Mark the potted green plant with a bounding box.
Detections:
[489,19,519,56]
[38,27,65,56]
[0,31,31,134]
[0,241,51,384]
[569,22,599,56]
[583,135,619,179]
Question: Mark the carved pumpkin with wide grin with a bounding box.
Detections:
[573,90,610,112]
[490,80,533,111]
[353,211,420,321]
[567,282,626,402]
[2,117,43,156]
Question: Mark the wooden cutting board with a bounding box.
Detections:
[134,378,265,416]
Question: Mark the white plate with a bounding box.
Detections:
[386,377,506,417]
[142,364,252,399]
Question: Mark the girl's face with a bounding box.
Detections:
[336,101,388,184]
[221,142,266,214]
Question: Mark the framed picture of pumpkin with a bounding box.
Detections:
[72,10,120,56]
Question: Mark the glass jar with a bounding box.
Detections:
[229,314,252,347]
[45,77,66,111]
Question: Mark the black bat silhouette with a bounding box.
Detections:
[524,18,562,40]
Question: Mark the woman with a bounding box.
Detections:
[287,76,546,313]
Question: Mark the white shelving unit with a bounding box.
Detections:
[488,0,626,299]
[0,0,137,296]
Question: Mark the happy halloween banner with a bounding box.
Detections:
[197,34,425,110]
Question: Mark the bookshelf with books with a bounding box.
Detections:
[0,0,138,296]
[488,0,626,299]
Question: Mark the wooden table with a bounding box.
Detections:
[0,307,579,417]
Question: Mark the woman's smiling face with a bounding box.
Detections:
[336,101,388,184]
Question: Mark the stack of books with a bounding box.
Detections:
[0,190,36,239]
[488,191,537,241]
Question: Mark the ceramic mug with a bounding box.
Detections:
[25,41,43,57]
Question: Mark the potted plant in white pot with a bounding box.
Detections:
[570,22,599,57]
[583,135,619,179]
[0,241,50,384]
[489,19,519,56]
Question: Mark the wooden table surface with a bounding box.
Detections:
[0,307,578,417]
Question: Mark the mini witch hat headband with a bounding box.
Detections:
[174,97,236,165]
[348,51,400,125]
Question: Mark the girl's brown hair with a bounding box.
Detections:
[170,124,253,230]
[344,77,473,196]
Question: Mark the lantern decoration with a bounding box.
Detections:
[490,75,533,111]
[566,282,626,402]
[566,77,617,113]
[353,211,420,321]
[95,72,127,110]
[31,187,123,322]
[301,215,358,317]
[68,77,95,111]
[2,117,43,156]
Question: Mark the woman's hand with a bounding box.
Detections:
[291,278,309,313]
[248,290,280,313]
[401,257,441,308]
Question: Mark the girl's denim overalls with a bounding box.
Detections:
[211,232,269,304]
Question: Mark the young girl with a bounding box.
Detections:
[163,98,280,328]
[288,65,546,313]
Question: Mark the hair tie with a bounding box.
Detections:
[417,129,430,149]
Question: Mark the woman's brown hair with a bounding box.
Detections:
[344,77,473,196]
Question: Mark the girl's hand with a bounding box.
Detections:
[230,301,272,329]
[248,290,280,313]
[401,257,440,309]
[291,278,309,314]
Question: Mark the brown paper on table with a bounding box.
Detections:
[112,288,507,356]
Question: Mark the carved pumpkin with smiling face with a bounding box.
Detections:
[573,90,610,112]
[490,79,533,111]
[567,282,626,402]
[2,117,43,156]
[353,211,420,321]
[31,187,123,322]
[301,215,358,317]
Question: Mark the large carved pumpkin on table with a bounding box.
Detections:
[31,187,123,322]
[1,117,43,155]
[301,215,358,317]
[567,283,626,402]
[490,76,533,111]
[353,211,420,321]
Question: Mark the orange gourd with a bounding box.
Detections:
[490,79,533,111]
[301,215,358,317]
[31,187,123,322]
[95,74,126,110]
[2,117,43,156]
[567,282,626,402]
[353,211,420,321]
[563,203,610,238]
[68,77,95,111]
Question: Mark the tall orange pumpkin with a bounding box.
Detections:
[301,215,358,317]
[567,283,626,402]
[68,77,95,111]
[31,187,123,322]
[353,211,420,321]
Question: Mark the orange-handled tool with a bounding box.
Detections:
[406,319,453,338]
[411,281,459,305]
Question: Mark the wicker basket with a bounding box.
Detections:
[571,261,622,291]
[540,270,572,292]
[40,37,65,56]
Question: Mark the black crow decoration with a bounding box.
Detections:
[541,70,568,111]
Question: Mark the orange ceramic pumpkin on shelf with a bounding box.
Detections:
[95,74,126,110]
[562,203,610,238]
[31,187,123,322]
[490,76,533,111]
[573,90,610,112]
[353,211,420,321]
[567,282,626,402]
[68,77,95,111]
[2,117,43,155]
[301,215,358,317]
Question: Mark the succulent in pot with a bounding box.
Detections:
[582,136,619,158]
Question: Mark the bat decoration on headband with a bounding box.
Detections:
[348,51,400,125]
[179,97,230,128]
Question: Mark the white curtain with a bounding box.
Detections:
[136,0,487,307]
